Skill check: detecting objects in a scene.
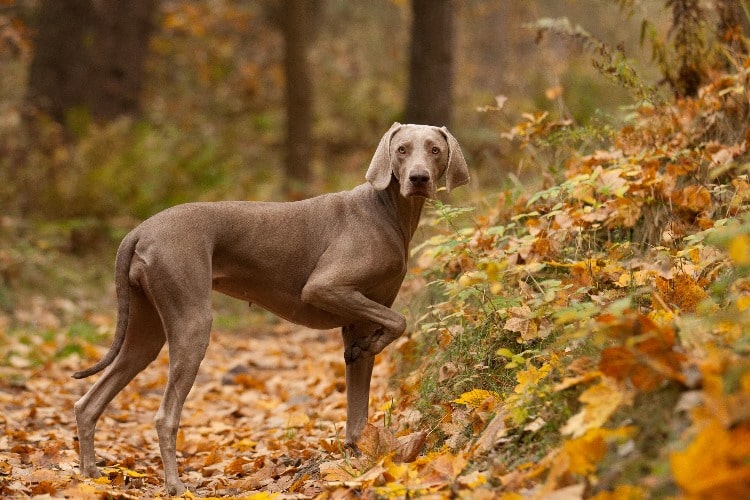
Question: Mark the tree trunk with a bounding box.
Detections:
[405,0,455,127]
[282,0,315,195]
[88,0,156,121]
[25,0,155,124]
[25,0,96,123]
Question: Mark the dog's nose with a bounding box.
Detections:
[409,170,430,186]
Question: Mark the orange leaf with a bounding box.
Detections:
[610,198,641,227]
[418,452,468,487]
[671,422,750,497]
[671,185,711,212]
[598,315,686,390]
[599,347,636,381]
[590,484,647,500]
[224,456,250,476]
[358,423,399,461]
[564,433,607,475]
[395,431,427,463]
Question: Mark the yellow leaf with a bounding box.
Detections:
[286,412,310,427]
[728,234,750,265]
[458,270,486,287]
[557,428,635,479]
[101,466,147,478]
[514,363,552,395]
[561,378,630,437]
[671,421,750,497]
[646,308,675,326]
[243,493,280,500]
[564,433,607,475]
[373,483,423,498]
[452,389,499,409]
[457,469,487,489]
[233,438,257,451]
[590,484,647,500]
[383,456,410,482]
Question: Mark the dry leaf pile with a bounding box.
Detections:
[1,314,432,498]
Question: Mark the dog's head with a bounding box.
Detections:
[366,122,469,198]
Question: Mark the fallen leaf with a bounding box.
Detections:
[561,378,631,437]
[671,421,750,497]
[452,389,499,409]
[358,423,399,461]
[472,411,507,454]
[395,431,427,463]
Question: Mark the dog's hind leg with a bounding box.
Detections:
[151,294,213,496]
[74,289,165,478]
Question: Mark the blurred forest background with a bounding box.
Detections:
[1,0,667,220]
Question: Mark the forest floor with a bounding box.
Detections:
[1,314,409,499]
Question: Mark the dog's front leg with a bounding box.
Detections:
[301,278,407,349]
[342,323,376,454]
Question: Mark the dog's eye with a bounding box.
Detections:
[432,147,440,154]
[397,146,407,154]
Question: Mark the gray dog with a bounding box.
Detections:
[73,122,469,495]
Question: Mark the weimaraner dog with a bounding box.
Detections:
[72,122,469,495]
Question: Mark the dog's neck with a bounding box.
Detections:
[378,179,426,248]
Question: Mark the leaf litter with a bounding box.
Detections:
[0,316,416,498]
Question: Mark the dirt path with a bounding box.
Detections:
[1,321,395,498]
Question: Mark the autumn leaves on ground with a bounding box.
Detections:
[3,34,750,500]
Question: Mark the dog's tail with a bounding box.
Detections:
[72,231,138,379]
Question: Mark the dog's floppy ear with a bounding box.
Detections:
[366,122,402,191]
[440,126,470,194]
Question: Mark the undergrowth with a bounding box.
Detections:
[391,10,750,496]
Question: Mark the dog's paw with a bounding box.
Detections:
[344,441,362,457]
[166,480,188,496]
[363,328,399,356]
[369,337,390,355]
[344,327,401,364]
[81,465,103,479]
[346,331,381,362]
